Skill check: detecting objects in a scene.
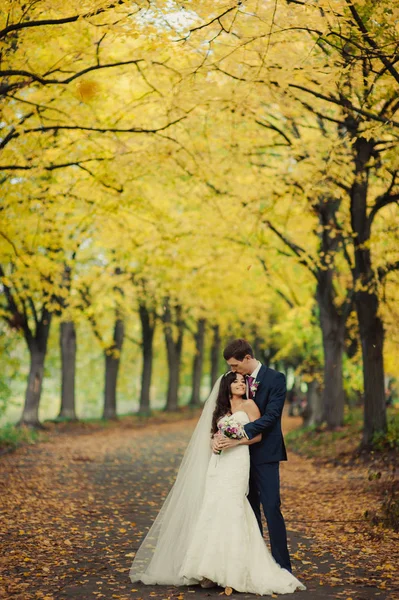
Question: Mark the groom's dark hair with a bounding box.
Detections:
[223,338,254,361]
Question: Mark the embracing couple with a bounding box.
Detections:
[130,339,305,595]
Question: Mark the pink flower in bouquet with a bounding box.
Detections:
[216,416,246,453]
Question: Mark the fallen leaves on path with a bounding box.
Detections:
[0,414,398,599]
[281,417,399,595]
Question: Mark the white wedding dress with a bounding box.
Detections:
[179,411,305,595]
[130,377,305,595]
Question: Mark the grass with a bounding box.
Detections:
[372,411,399,451]
[285,406,399,461]
[0,423,47,454]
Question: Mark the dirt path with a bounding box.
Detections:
[1,416,397,599]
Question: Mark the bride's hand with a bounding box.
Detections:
[218,437,241,450]
[211,434,224,454]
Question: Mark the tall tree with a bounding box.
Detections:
[210,324,221,388]
[190,318,206,406]
[138,302,156,415]
[162,299,184,411]
[0,264,53,427]
[59,320,77,421]
[103,315,125,419]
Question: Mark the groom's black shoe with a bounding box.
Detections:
[200,578,217,589]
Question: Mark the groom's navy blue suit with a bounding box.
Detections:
[243,364,292,572]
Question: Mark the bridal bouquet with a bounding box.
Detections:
[216,416,246,454]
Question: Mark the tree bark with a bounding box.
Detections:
[318,300,345,428]
[58,320,77,420]
[19,310,52,428]
[321,326,345,428]
[315,196,348,429]
[350,135,387,445]
[303,379,323,427]
[103,318,124,420]
[210,324,221,388]
[357,291,386,446]
[138,303,156,415]
[190,318,206,406]
[163,300,184,411]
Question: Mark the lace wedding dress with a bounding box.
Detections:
[179,411,305,595]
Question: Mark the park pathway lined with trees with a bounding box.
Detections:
[1,0,399,452]
[1,413,397,600]
[2,4,398,597]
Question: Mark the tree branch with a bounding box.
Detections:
[3,115,187,146]
[0,157,109,171]
[0,231,21,259]
[255,119,292,145]
[0,59,144,92]
[328,178,351,194]
[378,261,399,282]
[28,296,39,329]
[344,0,399,87]
[0,111,34,150]
[264,220,319,280]
[285,83,399,128]
[257,256,295,308]
[0,263,32,342]
[213,65,399,128]
[124,334,141,347]
[78,286,103,344]
[0,1,126,40]
[175,3,242,42]
[368,172,399,226]
[75,163,123,193]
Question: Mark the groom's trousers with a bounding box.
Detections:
[247,461,292,573]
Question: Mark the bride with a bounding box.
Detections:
[130,372,305,595]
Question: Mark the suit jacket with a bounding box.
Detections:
[244,364,288,464]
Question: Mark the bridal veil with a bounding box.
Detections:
[129,376,222,585]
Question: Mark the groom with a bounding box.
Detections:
[216,338,292,573]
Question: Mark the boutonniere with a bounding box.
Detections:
[250,381,260,397]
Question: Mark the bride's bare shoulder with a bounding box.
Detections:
[244,400,261,421]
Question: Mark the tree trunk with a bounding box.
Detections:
[163,301,184,411]
[303,379,323,427]
[318,301,345,428]
[190,318,206,406]
[357,292,386,446]
[210,324,221,388]
[58,321,77,420]
[350,135,387,445]
[314,196,348,429]
[20,346,46,427]
[138,303,156,415]
[103,318,124,420]
[19,313,52,428]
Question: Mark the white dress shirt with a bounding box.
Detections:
[247,361,262,397]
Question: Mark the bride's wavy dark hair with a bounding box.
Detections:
[211,372,244,435]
